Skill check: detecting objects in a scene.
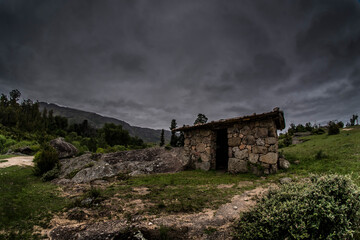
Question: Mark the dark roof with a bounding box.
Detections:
[174,108,285,132]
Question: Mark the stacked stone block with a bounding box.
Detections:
[183,129,216,171]
[227,119,278,175]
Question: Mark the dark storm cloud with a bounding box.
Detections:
[1,0,360,129]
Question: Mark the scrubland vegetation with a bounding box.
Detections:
[1,89,360,239]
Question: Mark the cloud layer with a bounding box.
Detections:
[1,0,359,129]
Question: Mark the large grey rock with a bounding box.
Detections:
[234,148,248,160]
[259,152,278,164]
[279,158,290,169]
[58,147,187,183]
[228,158,248,173]
[72,161,116,183]
[50,137,78,159]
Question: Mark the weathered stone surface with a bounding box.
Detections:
[15,146,33,155]
[279,158,290,169]
[250,165,262,176]
[248,153,259,164]
[228,148,233,157]
[184,138,190,146]
[240,126,251,135]
[228,137,241,147]
[197,143,206,152]
[268,126,277,137]
[255,128,268,138]
[196,161,211,171]
[50,137,78,159]
[239,144,246,150]
[200,153,210,162]
[270,164,278,174]
[58,147,187,183]
[268,145,276,152]
[266,137,277,145]
[228,158,248,173]
[205,147,211,154]
[234,149,248,160]
[259,152,278,164]
[243,135,255,145]
[279,177,292,184]
[256,138,265,146]
[201,130,211,137]
[252,146,268,154]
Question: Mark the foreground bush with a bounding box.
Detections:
[33,144,59,177]
[233,174,360,239]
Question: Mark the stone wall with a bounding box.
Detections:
[183,119,279,175]
[227,119,278,175]
[183,129,216,171]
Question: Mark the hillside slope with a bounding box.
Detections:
[38,102,170,143]
[281,126,360,184]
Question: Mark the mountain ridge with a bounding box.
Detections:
[38,102,170,143]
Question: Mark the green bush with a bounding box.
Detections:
[328,121,340,135]
[41,166,60,181]
[233,174,360,240]
[33,145,59,176]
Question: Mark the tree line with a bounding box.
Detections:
[0,90,146,153]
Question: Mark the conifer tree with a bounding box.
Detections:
[160,129,165,146]
[170,119,178,147]
[194,113,208,125]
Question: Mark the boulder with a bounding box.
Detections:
[279,158,290,169]
[279,177,292,184]
[50,137,78,159]
[15,146,33,155]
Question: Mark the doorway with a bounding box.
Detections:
[216,129,229,170]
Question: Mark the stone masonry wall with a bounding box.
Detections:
[227,119,278,175]
[183,129,216,171]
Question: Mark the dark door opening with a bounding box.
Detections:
[216,129,229,170]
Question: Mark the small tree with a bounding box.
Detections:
[170,119,178,147]
[337,121,344,128]
[159,129,165,146]
[350,114,358,126]
[194,113,208,125]
[328,121,340,135]
[33,144,59,176]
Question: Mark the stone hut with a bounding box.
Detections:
[174,108,285,175]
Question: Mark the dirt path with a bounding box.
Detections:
[0,156,34,168]
[47,183,276,239]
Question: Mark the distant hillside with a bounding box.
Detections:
[38,102,170,143]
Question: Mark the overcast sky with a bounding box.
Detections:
[1,0,360,129]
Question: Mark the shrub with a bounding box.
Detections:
[41,166,60,181]
[315,150,327,160]
[328,121,340,135]
[278,133,292,148]
[233,174,360,240]
[33,145,59,176]
[311,127,325,135]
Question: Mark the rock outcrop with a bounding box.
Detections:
[50,137,78,159]
[57,147,187,183]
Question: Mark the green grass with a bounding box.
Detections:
[0,154,16,160]
[0,166,67,239]
[281,126,360,184]
[104,170,261,215]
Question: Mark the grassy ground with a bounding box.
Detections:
[0,166,67,239]
[103,171,261,215]
[0,154,16,160]
[1,126,359,238]
[280,126,360,184]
